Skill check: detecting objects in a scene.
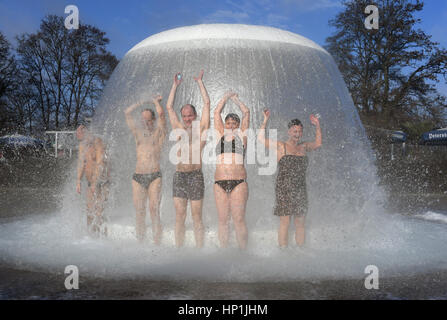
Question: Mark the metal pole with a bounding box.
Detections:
[55,132,58,158]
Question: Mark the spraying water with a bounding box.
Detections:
[1,24,446,282]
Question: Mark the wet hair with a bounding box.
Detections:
[142,108,156,119]
[78,117,92,129]
[77,123,89,132]
[225,113,240,124]
[288,119,303,129]
[180,104,197,116]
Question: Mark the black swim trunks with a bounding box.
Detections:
[88,179,110,189]
[173,170,204,200]
[133,172,162,189]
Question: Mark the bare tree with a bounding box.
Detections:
[0,32,18,133]
[16,32,54,130]
[325,0,447,128]
[63,24,118,127]
[39,16,69,129]
[13,15,119,132]
[7,70,39,134]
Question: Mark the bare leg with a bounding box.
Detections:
[191,199,204,248]
[230,182,248,250]
[95,184,109,237]
[294,216,306,247]
[86,186,95,235]
[148,177,163,245]
[174,197,188,248]
[132,180,148,242]
[214,184,230,248]
[278,216,291,248]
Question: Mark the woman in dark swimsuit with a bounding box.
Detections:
[258,109,321,248]
[214,91,250,249]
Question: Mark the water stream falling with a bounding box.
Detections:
[1,24,446,283]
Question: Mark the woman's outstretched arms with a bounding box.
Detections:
[214,91,236,136]
[304,114,322,151]
[257,109,275,149]
[231,95,250,133]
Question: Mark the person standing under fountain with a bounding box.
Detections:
[258,110,321,248]
[76,124,110,237]
[166,70,210,248]
[214,92,250,250]
[124,95,167,244]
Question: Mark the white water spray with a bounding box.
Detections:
[1,24,446,281]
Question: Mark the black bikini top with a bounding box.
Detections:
[216,135,245,157]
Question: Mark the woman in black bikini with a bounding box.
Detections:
[258,109,321,248]
[214,91,250,249]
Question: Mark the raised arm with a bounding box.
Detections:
[76,143,85,194]
[194,70,210,131]
[231,95,250,133]
[152,95,167,142]
[124,101,143,136]
[214,91,236,136]
[166,73,183,129]
[304,114,322,151]
[257,109,276,149]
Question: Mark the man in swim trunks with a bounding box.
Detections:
[76,124,110,237]
[125,95,167,244]
[166,70,210,248]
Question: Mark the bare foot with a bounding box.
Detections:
[154,224,163,246]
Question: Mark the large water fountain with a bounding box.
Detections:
[1,25,446,288]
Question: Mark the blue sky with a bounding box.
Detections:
[1,0,446,95]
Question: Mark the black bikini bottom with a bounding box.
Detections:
[215,180,246,193]
[133,172,162,189]
[88,179,110,188]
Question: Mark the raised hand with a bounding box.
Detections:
[76,181,81,194]
[263,109,270,122]
[152,94,163,104]
[310,114,320,126]
[194,70,204,82]
[174,72,183,86]
[230,94,243,105]
[224,91,237,100]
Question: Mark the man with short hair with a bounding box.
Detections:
[76,124,109,236]
[125,95,167,244]
[166,70,210,248]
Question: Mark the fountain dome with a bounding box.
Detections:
[2,25,446,283]
[94,23,377,236]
